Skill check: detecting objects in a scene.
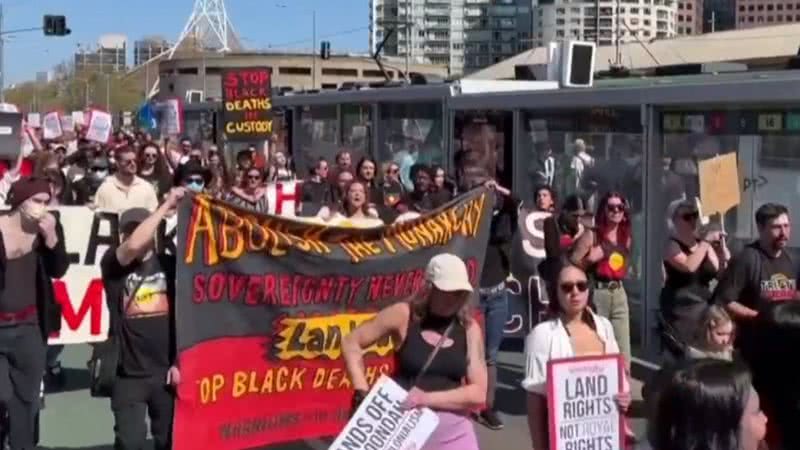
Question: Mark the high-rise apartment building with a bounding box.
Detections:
[134,37,171,66]
[704,0,736,31]
[677,0,704,35]
[736,0,800,28]
[369,0,534,75]
[530,0,678,48]
[74,34,127,73]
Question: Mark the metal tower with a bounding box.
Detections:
[170,0,241,57]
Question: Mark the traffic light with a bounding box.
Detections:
[43,15,70,36]
[320,41,331,60]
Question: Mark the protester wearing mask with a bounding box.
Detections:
[100,189,185,450]
[94,146,159,213]
[174,160,211,194]
[0,177,68,449]
[72,156,110,205]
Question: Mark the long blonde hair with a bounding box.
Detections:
[408,282,475,327]
[695,304,734,349]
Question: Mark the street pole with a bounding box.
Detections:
[312,10,316,89]
[84,79,89,108]
[105,74,110,111]
[0,3,5,103]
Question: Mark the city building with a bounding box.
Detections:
[74,34,127,73]
[704,0,737,31]
[369,0,534,76]
[529,0,678,48]
[677,0,704,35]
[154,51,448,102]
[35,71,54,84]
[134,36,171,67]
[736,0,800,28]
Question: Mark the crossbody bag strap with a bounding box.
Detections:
[412,320,456,388]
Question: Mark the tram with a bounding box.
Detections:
[186,69,800,364]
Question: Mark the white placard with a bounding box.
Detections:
[85,110,113,143]
[60,114,74,132]
[42,111,63,139]
[161,98,183,136]
[27,113,41,128]
[21,127,35,157]
[72,110,85,125]
[548,355,624,450]
[329,375,439,450]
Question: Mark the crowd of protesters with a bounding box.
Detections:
[0,122,795,450]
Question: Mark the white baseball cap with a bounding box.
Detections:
[425,253,473,293]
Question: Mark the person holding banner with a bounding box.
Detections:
[100,188,184,450]
[522,263,631,450]
[0,177,68,449]
[225,166,269,213]
[342,253,487,450]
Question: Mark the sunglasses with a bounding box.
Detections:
[681,212,700,221]
[606,204,625,213]
[247,175,262,181]
[560,281,589,294]
[144,153,158,159]
[386,168,399,174]
[119,158,137,167]
[90,166,107,172]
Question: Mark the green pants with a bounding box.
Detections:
[593,286,631,371]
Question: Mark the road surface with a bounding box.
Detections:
[38,343,646,449]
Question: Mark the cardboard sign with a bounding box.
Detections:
[85,109,113,143]
[221,67,273,141]
[160,98,184,136]
[329,375,440,450]
[42,111,63,140]
[27,112,41,128]
[698,152,740,216]
[0,112,22,158]
[72,110,85,126]
[547,355,624,450]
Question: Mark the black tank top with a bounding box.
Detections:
[663,238,717,293]
[394,312,468,393]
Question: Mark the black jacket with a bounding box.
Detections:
[0,221,69,339]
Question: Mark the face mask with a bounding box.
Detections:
[186,181,205,193]
[20,201,47,222]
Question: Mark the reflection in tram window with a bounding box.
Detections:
[520,108,645,351]
[454,111,512,192]
[377,103,444,192]
[297,105,339,173]
[341,104,372,160]
[659,108,800,255]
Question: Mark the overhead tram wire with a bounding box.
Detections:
[266,25,369,49]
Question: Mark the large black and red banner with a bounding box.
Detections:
[173,189,494,450]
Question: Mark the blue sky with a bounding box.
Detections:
[3,0,368,84]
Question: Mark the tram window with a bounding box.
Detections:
[453,111,512,192]
[522,108,644,351]
[341,104,373,164]
[297,105,339,175]
[377,102,444,192]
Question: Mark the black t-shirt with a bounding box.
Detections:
[716,242,797,310]
[101,249,176,377]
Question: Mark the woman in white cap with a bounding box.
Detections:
[342,253,486,450]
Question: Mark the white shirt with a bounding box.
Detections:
[521,312,624,395]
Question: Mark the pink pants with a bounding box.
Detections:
[421,411,479,450]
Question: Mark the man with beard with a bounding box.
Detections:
[715,203,799,365]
